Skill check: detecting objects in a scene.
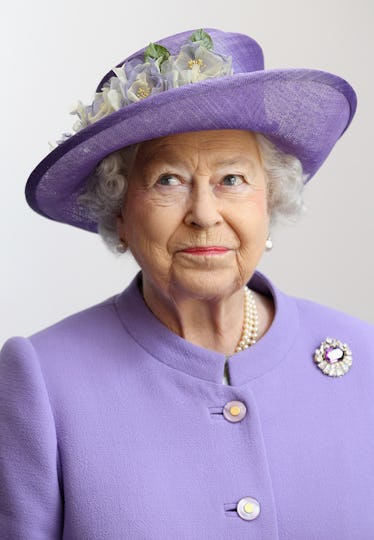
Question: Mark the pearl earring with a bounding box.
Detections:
[116,241,127,253]
[265,236,273,251]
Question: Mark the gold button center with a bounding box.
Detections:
[230,405,241,416]
[244,502,255,514]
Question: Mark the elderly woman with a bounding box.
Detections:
[1,28,373,539]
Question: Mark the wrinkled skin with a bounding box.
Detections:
[116,129,273,355]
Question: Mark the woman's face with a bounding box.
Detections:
[116,129,270,300]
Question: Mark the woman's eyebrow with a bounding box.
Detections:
[140,155,256,174]
[139,157,191,184]
[141,157,186,174]
[214,156,256,168]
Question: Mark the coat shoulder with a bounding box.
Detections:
[29,294,120,342]
[290,293,374,358]
[0,293,128,375]
[293,294,373,331]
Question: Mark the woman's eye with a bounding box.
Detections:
[157,174,181,186]
[221,174,244,186]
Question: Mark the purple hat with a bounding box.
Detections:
[25,28,357,233]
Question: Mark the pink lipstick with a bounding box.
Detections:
[181,246,229,255]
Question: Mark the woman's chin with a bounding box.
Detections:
[170,267,243,300]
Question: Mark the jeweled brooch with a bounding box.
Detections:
[314,337,352,377]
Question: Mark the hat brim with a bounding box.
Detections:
[25,68,356,233]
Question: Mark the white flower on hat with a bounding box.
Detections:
[120,58,166,104]
[52,29,233,149]
[162,41,232,87]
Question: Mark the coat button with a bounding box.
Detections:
[223,400,247,422]
[237,496,261,521]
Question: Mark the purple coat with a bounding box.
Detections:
[1,270,373,539]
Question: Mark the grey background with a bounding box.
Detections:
[1,0,373,345]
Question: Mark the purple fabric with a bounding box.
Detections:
[24,28,357,234]
[1,270,373,539]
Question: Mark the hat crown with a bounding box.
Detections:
[96,28,265,92]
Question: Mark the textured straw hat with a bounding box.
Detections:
[25,28,357,233]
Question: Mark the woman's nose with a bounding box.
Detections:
[184,184,223,229]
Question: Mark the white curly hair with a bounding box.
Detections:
[77,132,308,253]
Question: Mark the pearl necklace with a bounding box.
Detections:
[234,287,259,352]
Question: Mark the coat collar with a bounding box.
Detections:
[114,270,299,386]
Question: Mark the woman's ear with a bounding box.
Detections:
[115,214,128,252]
[116,213,126,243]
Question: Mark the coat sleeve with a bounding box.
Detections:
[0,336,63,539]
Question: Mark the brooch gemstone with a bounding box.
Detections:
[314,337,352,377]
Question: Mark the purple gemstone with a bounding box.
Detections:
[325,346,344,364]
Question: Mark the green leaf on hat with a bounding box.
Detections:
[190,29,213,50]
[144,43,170,65]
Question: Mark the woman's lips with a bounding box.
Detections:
[180,246,230,255]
